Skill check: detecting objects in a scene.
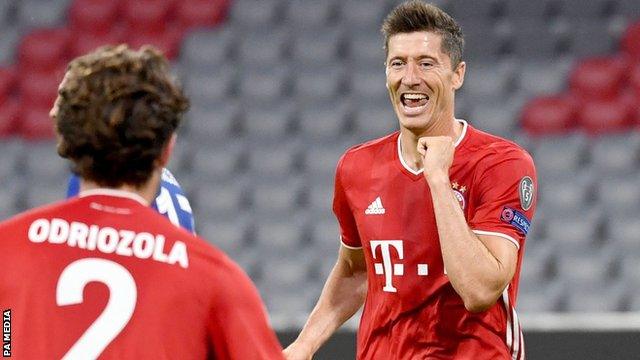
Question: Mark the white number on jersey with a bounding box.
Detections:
[56,258,137,359]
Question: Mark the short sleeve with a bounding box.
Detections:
[332,153,362,249]
[468,151,537,250]
[208,261,284,359]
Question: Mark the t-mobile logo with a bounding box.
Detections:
[370,240,404,293]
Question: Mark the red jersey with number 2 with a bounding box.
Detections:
[334,120,537,360]
[0,189,284,360]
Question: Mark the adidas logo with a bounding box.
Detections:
[365,197,386,215]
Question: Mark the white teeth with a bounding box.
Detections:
[403,93,427,100]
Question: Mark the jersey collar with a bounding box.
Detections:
[397,119,469,176]
[79,188,149,206]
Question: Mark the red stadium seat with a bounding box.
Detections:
[0,98,20,137]
[69,26,126,57]
[621,21,640,59]
[19,28,70,72]
[176,0,229,29]
[0,68,16,104]
[521,95,577,135]
[569,56,628,100]
[629,63,640,94]
[578,97,634,135]
[19,69,65,110]
[18,107,56,140]
[125,27,183,59]
[69,0,121,34]
[122,0,173,34]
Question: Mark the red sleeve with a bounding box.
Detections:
[207,260,284,360]
[332,153,362,248]
[468,150,537,250]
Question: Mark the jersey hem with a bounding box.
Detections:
[340,239,363,250]
[472,229,520,250]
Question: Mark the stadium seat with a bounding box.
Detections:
[339,0,387,31]
[238,28,289,70]
[517,279,564,312]
[545,208,603,251]
[176,0,228,29]
[195,181,248,220]
[505,0,558,18]
[521,95,577,135]
[243,101,295,139]
[17,0,70,29]
[187,101,240,142]
[68,0,121,34]
[511,20,568,59]
[520,240,556,287]
[239,68,289,104]
[18,28,70,72]
[620,20,640,59]
[460,19,506,61]
[0,26,19,66]
[448,0,502,20]
[518,59,572,97]
[620,254,640,290]
[0,68,15,103]
[68,26,125,58]
[578,97,634,134]
[291,27,344,67]
[23,142,69,182]
[122,0,172,34]
[252,214,308,251]
[190,141,244,181]
[247,141,301,179]
[0,98,19,137]
[352,103,397,140]
[251,178,304,215]
[532,134,588,179]
[596,174,640,217]
[608,215,640,253]
[538,171,593,213]
[346,31,385,67]
[569,56,628,100]
[199,215,249,255]
[463,61,517,102]
[589,133,640,175]
[568,21,616,57]
[469,98,524,138]
[559,0,612,18]
[348,66,389,105]
[18,107,56,140]
[229,0,281,29]
[298,99,351,141]
[181,28,236,70]
[563,281,626,312]
[185,67,236,106]
[285,0,336,29]
[293,65,345,104]
[18,69,64,110]
[307,185,335,217]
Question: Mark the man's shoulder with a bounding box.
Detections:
[339,132,398,168]
[465,125,534,164]
[0,199,74,232]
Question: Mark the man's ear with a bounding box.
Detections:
[452,61,466,90]
[158,133,176,168]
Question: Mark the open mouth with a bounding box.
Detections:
[400,93,429,113]
[401,93,429,107]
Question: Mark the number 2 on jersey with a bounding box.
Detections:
[56,258,137,359]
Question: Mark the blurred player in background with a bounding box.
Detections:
[67,167,196,233]
[0,45,283,359]
[285,1,537,359]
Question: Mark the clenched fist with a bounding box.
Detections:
[417,136,455,183]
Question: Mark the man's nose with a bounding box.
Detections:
[401,62,420,87]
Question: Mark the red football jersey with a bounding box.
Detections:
[0,189,283,360]
[334,120,537,360]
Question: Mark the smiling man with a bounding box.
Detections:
[284,1,537,359]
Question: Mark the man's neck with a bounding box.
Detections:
[79,169,161,205]
[399,118,463,172]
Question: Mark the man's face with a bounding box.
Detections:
[385,31,465,132]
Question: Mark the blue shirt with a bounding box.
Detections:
[66,168,196,233]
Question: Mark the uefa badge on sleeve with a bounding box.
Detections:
[519,176,534,211]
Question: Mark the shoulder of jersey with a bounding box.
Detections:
[464,125,533,162]
[340,132,398,164]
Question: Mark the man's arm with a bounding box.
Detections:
[284,245,367,360]
[419,137,518,313]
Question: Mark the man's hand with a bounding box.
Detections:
[283,343,312,360]
[417,136,455,183]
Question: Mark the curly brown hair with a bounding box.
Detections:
[53,44,189,188]
[381,0,465,68]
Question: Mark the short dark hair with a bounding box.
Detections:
[381,0,464,67]
[54,44,189,188]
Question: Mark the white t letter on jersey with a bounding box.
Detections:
[370,240,404,293]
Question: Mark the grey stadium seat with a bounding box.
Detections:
[544,208,603,252]
[194,180,248,219]
[568,21,617,57]
[242,100,296,139]
[352,103,397,140]
[517,279,564,312]
[252,214,308,252]
[298,99,351,141]
[448,0,503,20]
[590,133,640,176]
[596,174,640,217]
[346,30,385,67]
[24,143,70,185]
[348,66,388,105]
[520,240,556,288]
[187,101,241,142]
[620,254,640,290]
[238,28,289,70]
[285,0,337,29]
[554,248,618,290]
[197,214,250,257]
[532,133,589,180]
[291,27,344,67]
[228,0,283,29]
[250,177,305,216]
[461,19,508,61]
[181,27,238,71]
[510,20,569,59]
[293,64,345,104]
[239,68,289,105]
[246,140,301,179]
[518,59,572,97]
[17,0,70,29]
[339,0,388,31]
[190,141,245,182]
[538,171,594,214]
[462,60,517,103]
[563,281,627,312]
[0,25,19,66]
[468,96,525,139]
[24,185,64,209]
[303,142,350,184]
[185,67,237,107]
[559,0,614,18]
[505,0,559,18]
[607,215,640,253]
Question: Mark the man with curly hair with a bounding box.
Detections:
[0,45,283,360]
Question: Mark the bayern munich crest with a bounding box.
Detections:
[451,181,466,210]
